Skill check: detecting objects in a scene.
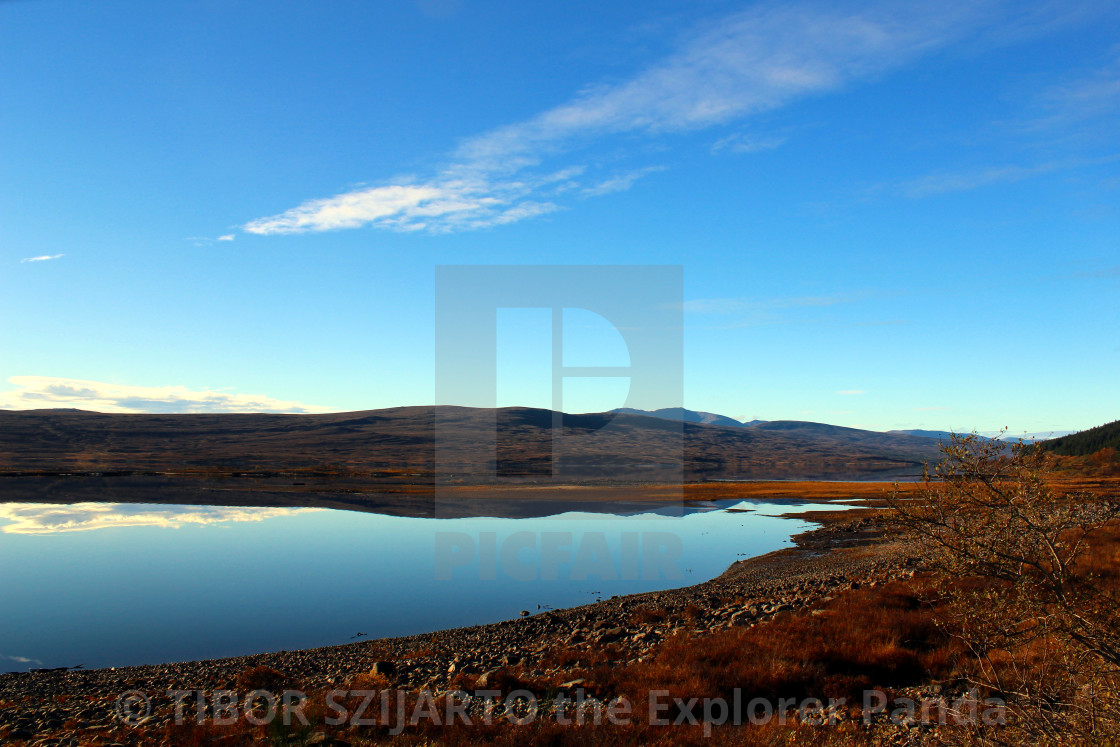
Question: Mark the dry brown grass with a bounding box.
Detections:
[1050,449,1120,477]
[234,664,296,693]
[348,672,393,691]
[539,643,617,672]
[582,581,960,709]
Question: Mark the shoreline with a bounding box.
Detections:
[0,498,914,740]
[0,489,889,674]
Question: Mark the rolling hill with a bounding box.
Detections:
[0,406,941,482]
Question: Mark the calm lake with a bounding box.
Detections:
[0,498,849,671]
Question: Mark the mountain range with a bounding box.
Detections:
[612,408,766,428]
[0,406,943,482]
[616,409,1070,443]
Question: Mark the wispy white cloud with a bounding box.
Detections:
[899,161,1065,197]
[456,2,985,149]
[187,234,237,246]
[890,153,1120,198]
[246,0,1073,236]
[20,254,63,263]
[836,389,866,396]
[1021,54,1120,132]
[580,167,666,197]
[711,132,788,154]
[0,376,333,414]
[244,171,573,235]
[0,503,320,535]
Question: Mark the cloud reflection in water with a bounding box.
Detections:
[0,503,320,535]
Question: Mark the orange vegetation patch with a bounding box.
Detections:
[574,580,962,708]
[682,481,916,502]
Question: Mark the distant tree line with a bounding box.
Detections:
[1036,419,1120,457]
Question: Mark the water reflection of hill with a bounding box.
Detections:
[0,473,914,520]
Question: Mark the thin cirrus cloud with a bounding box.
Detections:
[711,132,789,154]
[20,254,64,263]
[580,167,667,198]
[186,234,237,247]
[900,162,1064,197]
[0,376,333,415]
[893,154,1120,198]
[1019,54,1120,132]
[880,57,1120,199]
[243,0,1075,236]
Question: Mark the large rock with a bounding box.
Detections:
[598,627,625,643]
[475,669,500,688]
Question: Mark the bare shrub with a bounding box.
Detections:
[888,433,1120,744]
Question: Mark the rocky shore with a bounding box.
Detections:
[0,507,915,745]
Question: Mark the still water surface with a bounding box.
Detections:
[0,499,847,670]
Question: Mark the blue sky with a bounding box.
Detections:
[1,0,1117,434]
